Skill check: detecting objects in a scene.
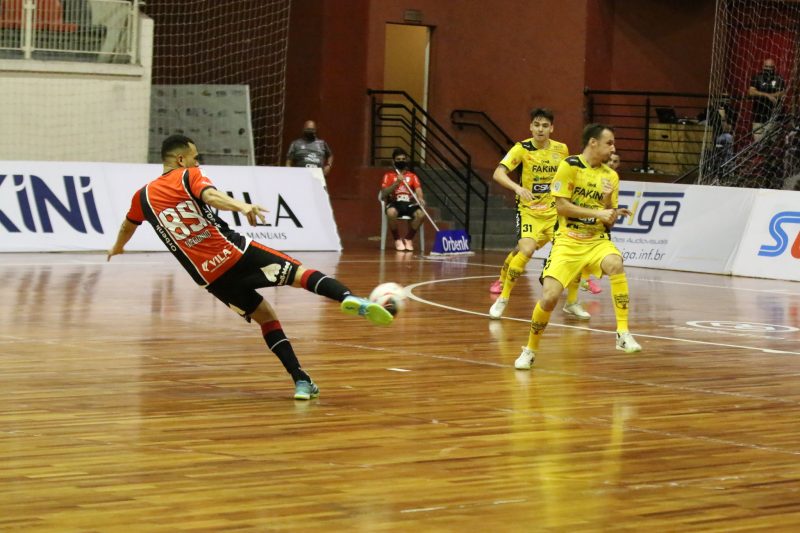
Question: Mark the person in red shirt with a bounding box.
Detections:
[107,135,393,400]
[380,148,425,251]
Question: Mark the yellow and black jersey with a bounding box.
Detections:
[499,138,568,217]
[550,154,619,241]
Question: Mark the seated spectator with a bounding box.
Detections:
[380,148,425,251]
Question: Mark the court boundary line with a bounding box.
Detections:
[403,275,800,356]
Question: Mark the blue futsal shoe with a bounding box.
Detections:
[294,380,320,400]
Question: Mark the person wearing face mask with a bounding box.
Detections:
[748,59,786,143]
[380,148,425,251]
[285,120,333,177]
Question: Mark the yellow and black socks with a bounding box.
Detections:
[566,277,580,304]
[500,253,532,299]
[609,273,630,332]
[262,320,309,383]
[526,302,552,351]
[499,250,516,284]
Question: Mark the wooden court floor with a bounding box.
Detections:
[1,248,800,532]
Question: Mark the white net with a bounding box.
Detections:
[143,0,291,165]
[699,0,800,189]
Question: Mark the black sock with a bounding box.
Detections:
[391,228,400,240]
[262,321,310,383]
[301,270,352,302]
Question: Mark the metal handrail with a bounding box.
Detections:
[585,88,709,174]
[368,89,488,248]
[450,109,513,157]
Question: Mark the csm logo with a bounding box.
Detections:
[757,211,800,258]
[613,190,684,234]
[0,174,103,234]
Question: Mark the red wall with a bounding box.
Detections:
[609,0,715,94]
[284,0,716,244]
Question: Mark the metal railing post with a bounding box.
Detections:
[643,97,651,170]
[410,108,417,161]
[22,0,35,59]
[368,92,376,164]
[130,0,140,64]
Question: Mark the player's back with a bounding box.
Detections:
[134,167,249,285]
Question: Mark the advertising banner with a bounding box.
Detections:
[430,229,472,255]
[730,189,800,282]
[0,162,341,252]
[610,181,754,273]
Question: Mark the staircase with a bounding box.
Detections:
[419,166,518,250]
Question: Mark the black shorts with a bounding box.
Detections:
[206,242,301,317]
[386,201,420,218]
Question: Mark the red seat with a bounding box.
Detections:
[0,0,77,31]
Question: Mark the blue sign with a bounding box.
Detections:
[432,229,471,254]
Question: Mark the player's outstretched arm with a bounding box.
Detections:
[201,187,267,225]
[107,219,139,261]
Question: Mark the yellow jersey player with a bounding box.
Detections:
[579,151,621,294]
[489,108,587,320]
[514,124,641,370]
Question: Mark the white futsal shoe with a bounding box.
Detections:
[562,301,591,320]
[489,297,509,319]
[616,331,642,353]
[514,347,536,370]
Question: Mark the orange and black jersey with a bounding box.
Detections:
[126,167,250,286]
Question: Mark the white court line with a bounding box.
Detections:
[403,275,800,356]
[420,255,800,296]
[0,262,164,267]
[311,339,800,405]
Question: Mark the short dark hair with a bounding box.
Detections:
[161,134,195,160]
[581,123,614,148]
[392,148,408,159]
[530,108,554,123]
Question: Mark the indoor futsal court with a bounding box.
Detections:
[1,249,799,530]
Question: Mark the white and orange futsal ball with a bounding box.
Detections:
[368,282,407,316]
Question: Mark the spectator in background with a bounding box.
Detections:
[286,120,333,177]
[748,59,785,143]
[380,148,425,251]
[784,122,800,190]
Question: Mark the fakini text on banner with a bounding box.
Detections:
[0,163,341,252]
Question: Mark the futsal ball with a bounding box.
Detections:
[368,282,407,316]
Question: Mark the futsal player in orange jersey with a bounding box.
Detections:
[108,135,393,400]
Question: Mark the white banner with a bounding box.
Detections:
[0,162,341,252]
[610,181,754,273]
[731,189,800,281]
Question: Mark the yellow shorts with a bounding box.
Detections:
[515,209,556,247]
[542,236,621,287]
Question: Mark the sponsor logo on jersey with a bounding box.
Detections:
[202,248,233,272]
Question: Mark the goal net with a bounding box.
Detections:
[143,0,291,166]
[699,0,800,190]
